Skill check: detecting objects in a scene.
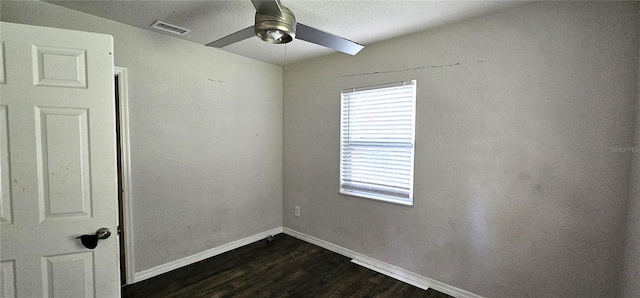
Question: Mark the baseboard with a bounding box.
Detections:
[283,228,483,298]
[133,227,283,283]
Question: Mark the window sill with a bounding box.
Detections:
[339,189,413,207]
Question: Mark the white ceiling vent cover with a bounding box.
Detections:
[150,20,191,36]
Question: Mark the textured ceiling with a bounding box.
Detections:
[45,0,534,65]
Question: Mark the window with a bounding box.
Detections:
[339,80,416,206]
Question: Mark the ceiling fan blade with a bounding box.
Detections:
[296,23,364,55]
[251,0,283,17]
[206,26,256,48]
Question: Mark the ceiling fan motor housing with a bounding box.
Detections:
[255,5,296,44]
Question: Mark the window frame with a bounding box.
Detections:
[339,80,417,206]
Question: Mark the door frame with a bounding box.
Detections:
[114,66,135,284]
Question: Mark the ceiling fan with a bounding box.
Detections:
[205,0,364,55]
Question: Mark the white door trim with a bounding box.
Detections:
[114,66,136,284]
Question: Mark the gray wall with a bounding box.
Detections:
[622,26,640,298]
[4,1,639,296]
[1,1,282,273]
[283,2,638,297]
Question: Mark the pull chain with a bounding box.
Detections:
[284,43,288,70]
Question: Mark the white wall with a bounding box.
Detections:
[283,2,638,297]
[1,1,282,274]
[622,19,640,297]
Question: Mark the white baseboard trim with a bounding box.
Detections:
[283,228,483,298]
[133,227,284,283]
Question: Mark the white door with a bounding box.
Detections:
[0,22,120,297]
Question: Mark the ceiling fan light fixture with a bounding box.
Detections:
[256,26,293,43]
[266,30,284,41]
[254,6,296,44]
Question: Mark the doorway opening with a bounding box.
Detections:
[114,67,135,285]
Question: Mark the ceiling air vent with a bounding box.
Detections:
[150,20,191,36]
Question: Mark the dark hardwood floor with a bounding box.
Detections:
[122,234,453,298]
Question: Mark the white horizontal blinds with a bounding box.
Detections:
[340,80,416,204]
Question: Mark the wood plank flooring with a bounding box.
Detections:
[122,234,452,298]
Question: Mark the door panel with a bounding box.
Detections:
[0,21,119,297]
[36,107,92,221]
[32,45,87,88]
[43,252,94,298]
[0,260,15,298]
[0,105,12,224]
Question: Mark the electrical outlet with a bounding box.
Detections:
[294,206,301,217]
